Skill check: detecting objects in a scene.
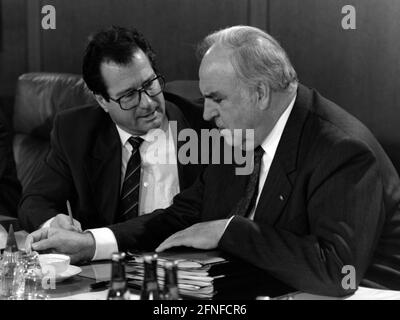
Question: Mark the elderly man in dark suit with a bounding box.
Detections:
[26,26,400,296]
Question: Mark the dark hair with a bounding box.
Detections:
[82,26,157,100]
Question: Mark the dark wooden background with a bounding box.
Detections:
[1,0,400,169]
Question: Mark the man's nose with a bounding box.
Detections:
[139,91,156,110]
[203,101,218,121]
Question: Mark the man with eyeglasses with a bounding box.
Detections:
[19,26,208,260]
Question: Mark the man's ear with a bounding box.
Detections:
[94,94,109,113]
[255,83,271,111]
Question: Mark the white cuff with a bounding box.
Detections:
[222,216,235,234]
[41,217,55,229]
[86,228,118,261]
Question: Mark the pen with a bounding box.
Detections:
[66,200,75,228]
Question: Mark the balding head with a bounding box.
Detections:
[198,25,298,94]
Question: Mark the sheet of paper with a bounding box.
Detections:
[78,262,111,281]
[345,287,400,300]
[52,289,140,300]
[288,286,400,300]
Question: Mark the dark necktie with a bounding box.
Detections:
[118,136,144,222]
[230,146,265,218]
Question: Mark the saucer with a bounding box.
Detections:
[55,265,82,282]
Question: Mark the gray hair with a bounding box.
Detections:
[198,25,298,92]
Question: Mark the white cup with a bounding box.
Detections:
[38,254,70,274]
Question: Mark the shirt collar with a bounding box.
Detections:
[260,94,296,159]
[116,117,169,147]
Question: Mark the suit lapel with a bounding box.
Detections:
[84,115,121,225]
[254,84,312,225]
[254,160,292,224]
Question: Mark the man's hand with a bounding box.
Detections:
[155,219,229,252]
[50,213,82,232]
[25,228,95,264]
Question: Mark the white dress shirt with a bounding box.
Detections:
[88,120,180,260]
[116,122,180,214]
[224,94,296,229]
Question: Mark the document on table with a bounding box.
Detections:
[52,289,140,300]
[345,287,400,300]
[78,262,111,281]
[290,286,400,300]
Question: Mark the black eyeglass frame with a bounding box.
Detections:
[107,74,165,110]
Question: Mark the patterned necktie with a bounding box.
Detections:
[230,146,264,218]
[118,136,144,222]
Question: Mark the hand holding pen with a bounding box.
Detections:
[66,200,78,230]
[49,200,82,232]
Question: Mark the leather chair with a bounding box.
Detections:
[13,73,96,190]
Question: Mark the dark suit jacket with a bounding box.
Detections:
[0,111,21,217]
[108,84,400,297]
[18,100,208,231]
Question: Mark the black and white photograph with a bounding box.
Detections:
[1,0,400,308]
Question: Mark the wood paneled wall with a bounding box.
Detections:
[268,0,400,169]
[0,0,27,96]
[28,0,267,82]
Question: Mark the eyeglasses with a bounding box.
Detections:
[108,74,165,110]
